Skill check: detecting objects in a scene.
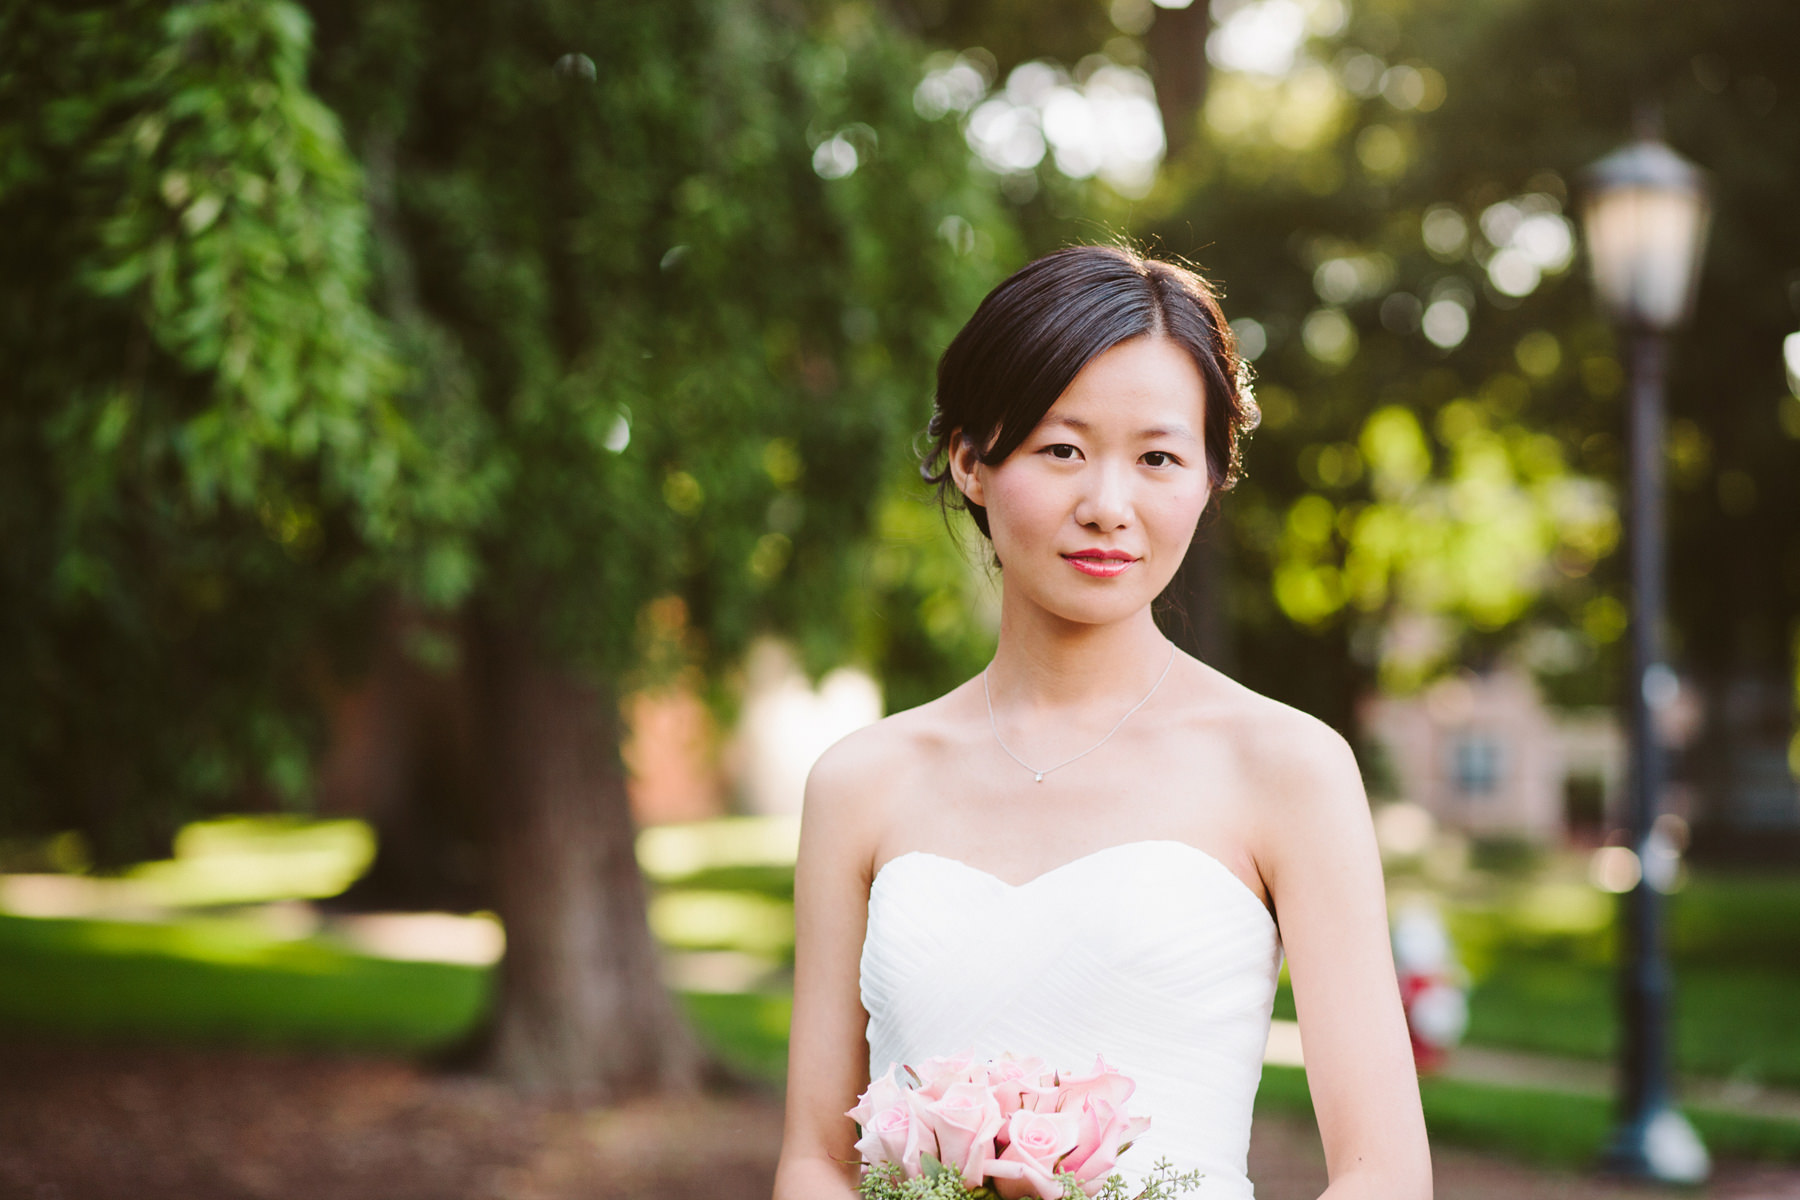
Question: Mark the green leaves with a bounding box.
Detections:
[1136,0,1800,719]
[1271,399,1619,685]
[0,0,420,855]
[305,0,1009,676]
[2,0,1011,856]
[26,0,409,528]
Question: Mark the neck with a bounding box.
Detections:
[986,602,1173,713]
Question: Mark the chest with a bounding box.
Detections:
[864,843,1277,977]
[859,842,1284,1064]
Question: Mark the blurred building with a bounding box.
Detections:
[622,684,727,826]
[725,640,883,818]
[1362,666,1628,844]
[1360,661,1800,856]
[624,639,883,825]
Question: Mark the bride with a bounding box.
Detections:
[772,245,1430,1199]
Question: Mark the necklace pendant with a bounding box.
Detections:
[983,643,1176,795]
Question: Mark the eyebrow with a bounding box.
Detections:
[1042,415,1200,441]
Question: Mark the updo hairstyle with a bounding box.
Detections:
[921,244,1258,539]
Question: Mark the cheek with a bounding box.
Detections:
[984,471,1064,538]
[1151,479,1211,532]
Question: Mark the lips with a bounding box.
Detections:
[1063,549,1138,578]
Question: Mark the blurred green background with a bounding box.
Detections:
[3,0,1799,1186]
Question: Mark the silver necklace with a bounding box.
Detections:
[983,642,1178,783]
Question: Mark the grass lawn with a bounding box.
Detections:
[1446,867,1800,1089]
[1272,955,1800,1090]
[1257,1064,1800,1167]
[5,907,1800,1170]
[1267,869,1800,1090]
[5,819,1798,1174]
[0,912,789,1082]
[0,913,489,1051]
[1464,956,1800,1087]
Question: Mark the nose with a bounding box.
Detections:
[1074,459,1131,532]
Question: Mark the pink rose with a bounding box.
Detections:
[1052,1055,1136,1114]
[1060,1096,1152,1195]
[848,1063,909,1130]
[853,1099,925,1172]
[915,1080,1005,1187]
[910,1051,978,1099]
[986,1108,1083,1200]
[986,1054,1052,1118]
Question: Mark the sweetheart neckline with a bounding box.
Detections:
[871,839,1278,931]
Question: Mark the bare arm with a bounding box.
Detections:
[773,737,883,1200]
[1260,723,1432,1200]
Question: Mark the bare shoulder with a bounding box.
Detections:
[1184,666,1357,788]
[807,683,974,800]
[799,682,982,870]
[1178,662,1370,847]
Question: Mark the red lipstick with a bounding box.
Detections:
[1063,549,1137,578]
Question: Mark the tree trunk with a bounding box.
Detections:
[473,613,701,1103]
[314,601,490,913]
[1147,0,1212,159]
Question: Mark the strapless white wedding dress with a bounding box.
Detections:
[860,839,1282,1198]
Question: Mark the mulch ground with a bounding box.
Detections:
[2,1041,1798,1200]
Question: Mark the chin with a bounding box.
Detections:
[1036,587,1164,627]
[995,549,1183,627]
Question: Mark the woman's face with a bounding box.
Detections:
[952,335,1211,629]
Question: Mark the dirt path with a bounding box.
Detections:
[2,1042,1797,1200]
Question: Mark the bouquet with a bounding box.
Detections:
[848,1053,1204,1200]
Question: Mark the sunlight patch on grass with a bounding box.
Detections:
[0,817,376,917]
[10,912,350,971]
[1511,880,1611,938]
[332,912,505,966]
[648,889,795,958]
[0,914,489,1049]
[129,817,375,906]
[637,815,800,883]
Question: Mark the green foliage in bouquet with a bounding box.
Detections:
[859,1156,1001,1200]
[1088,1160,1207,1200]
[857,1155,1204,1200]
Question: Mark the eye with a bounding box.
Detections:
[1141,451,1179,468]
[1044,443,1081,461]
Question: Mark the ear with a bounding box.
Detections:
[947,430,987,508]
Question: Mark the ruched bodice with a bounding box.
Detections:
[860,839,1282,1198]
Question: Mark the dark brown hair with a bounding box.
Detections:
[921,244,1258,539]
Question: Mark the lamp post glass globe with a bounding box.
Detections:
[1580,138,1712,331]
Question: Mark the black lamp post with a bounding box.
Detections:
[1579,128,1712,1184]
